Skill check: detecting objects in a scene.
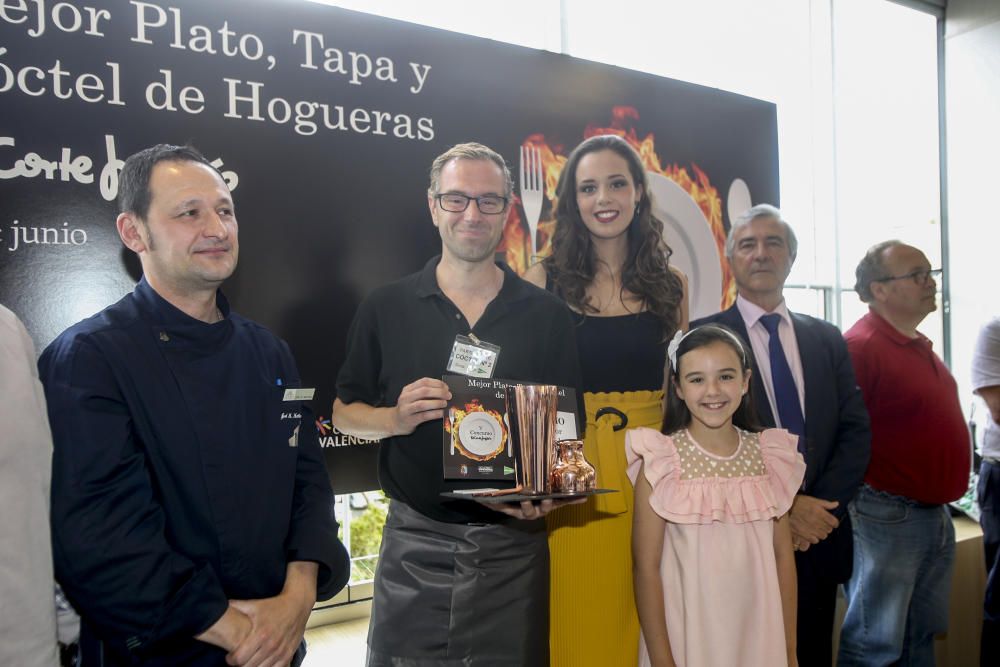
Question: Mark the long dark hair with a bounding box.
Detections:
[661,325,762,435]
[542,134,684,341]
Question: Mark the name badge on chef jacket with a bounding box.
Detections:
[446,334,500,378]
[281,387,313,447]
[283,388,315,401]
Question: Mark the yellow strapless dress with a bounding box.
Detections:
[547,390,663,667]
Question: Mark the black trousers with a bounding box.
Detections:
[795,549,840,667]
[979,460,1000,667]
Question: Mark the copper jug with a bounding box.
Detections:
[549,439,596,493]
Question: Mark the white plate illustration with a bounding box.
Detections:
[647,172,723,319]
[727,178,753,226]
[457,411,505,458]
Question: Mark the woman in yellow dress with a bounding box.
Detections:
[525,134,688,666]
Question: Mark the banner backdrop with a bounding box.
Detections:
[0,0,778,493]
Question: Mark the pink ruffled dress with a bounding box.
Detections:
[625,427,805,667]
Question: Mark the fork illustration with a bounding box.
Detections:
[519,145,544,257]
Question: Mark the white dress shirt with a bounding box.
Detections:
[736,295,806,428]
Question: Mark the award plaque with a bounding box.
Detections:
[441,375,583,485]
[442,375,514,480]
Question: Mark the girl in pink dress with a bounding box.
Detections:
[626,325,804,667]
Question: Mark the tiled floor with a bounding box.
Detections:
[303,616,369,666]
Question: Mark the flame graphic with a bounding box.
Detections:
[445,399,508,462]
[501,107,734,308]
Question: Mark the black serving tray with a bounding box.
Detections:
[441,488,617,503]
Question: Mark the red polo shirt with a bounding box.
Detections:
[845,310,970,504]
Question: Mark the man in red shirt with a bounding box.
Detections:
[838,241,970,667]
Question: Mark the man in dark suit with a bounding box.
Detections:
[692,204,871,666]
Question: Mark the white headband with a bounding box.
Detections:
[667,326,748,373]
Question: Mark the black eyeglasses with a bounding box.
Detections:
[434,193,508,214]
[874,268,942,286]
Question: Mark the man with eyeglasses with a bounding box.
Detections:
[333,142,582,665]
[838,241,970,667]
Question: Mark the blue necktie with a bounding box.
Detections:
[759,314,805,449]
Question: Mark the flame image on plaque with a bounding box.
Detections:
[447,399,508,462]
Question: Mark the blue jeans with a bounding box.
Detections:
[837,485,955,667]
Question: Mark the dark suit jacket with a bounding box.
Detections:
[692,304,871,582]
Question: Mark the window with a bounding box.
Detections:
[336,491,387,586]
[831,0,942,344]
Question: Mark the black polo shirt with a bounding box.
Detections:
[336,255,583,524]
